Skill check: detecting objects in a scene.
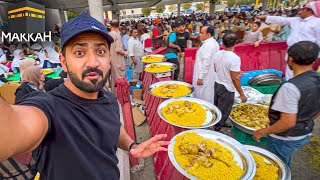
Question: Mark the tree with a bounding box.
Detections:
[142,7,152,16]
[196,3,204,11]
[183,3,192,10]
[67,11,80,20]
[155,6,166,13]
[168,5,176,12]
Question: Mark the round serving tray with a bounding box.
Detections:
[168,129,256,180]
[157,97,222,129]
[148,81,194,99]
[245,145,291,180]
[229,103,269,135]
[144,62,178,73]
[141,54,165,63]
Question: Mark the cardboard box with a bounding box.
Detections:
[132,89,142,100]
[132,106,146,126]
[129,79,141,86]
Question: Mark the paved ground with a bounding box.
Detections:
[131,117,320,180]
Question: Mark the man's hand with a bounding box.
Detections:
[177,46,181,53]
[253,129,266,142]
[240,95,247,103]
[256,15,267,19]
[197,79,203,86]
[254,41,260,47]
[6,72,14,77]
[130,134,170,158]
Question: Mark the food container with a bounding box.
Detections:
[144,62,177,73]
[229,103,269,135]
[141,54,165,63]
[168,129,256,180]
[157,97,222,129]
[148,81,194,99]
[144,62,178,78]
[42,68,54,75]
[245,145,291,180]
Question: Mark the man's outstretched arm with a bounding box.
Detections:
[0,98,48,161]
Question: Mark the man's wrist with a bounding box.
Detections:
[129,141,140,151]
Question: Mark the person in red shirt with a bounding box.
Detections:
[152,18,166,48]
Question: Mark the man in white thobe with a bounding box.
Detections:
[192,26,219,104]
[128,29,144,79]
[257,1,320,80]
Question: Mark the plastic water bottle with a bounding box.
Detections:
[12,68,17,74]
[57,65,62,72]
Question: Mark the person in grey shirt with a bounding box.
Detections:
[254,41,320,167]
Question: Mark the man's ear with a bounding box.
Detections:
[287,56,293,66]
[59,53,67,72]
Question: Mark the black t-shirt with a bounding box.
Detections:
[44,78,64,92]
[14,82,38,104]
[176,32,190,52]
[18,84,121,180]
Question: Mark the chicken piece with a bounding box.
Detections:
[198,142,206,152]
[184,101,193,108]
[187,155,213,170]
[172,104,180,109]
[179,142,199,155]
[173,84,178,89]
[166,105,174,114]
[184,107,194,113]
[176,108,186,117]
[160,88,169,94]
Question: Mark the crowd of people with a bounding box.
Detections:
[0,1,319,179]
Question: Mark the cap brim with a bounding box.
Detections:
[61,28,114,50]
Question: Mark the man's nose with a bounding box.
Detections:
[85,51,99,68]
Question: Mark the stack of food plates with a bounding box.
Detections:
[168,129,256,180]
[248,73,283,86]
[42,68,54,75]
[157,97,222,129]
[229,103,269,135]
[141,54,165,63]
[148,81,194,99]
[245,145,291,180]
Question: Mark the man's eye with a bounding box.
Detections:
[97,49,106,54]
[75,51,84,56]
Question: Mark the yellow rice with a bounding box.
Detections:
[173,132,243,180]
[151,84,191,98]
[161,101,206,126]
[141,55,163,63]
[251,152,279,180]
[145,65,172,73]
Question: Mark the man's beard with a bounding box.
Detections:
[68,67,108,93]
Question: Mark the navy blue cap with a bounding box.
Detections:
[60,12,114,49]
